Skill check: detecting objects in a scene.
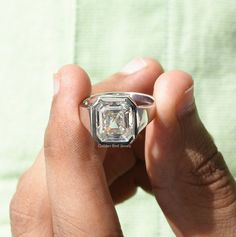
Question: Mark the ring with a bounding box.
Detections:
[80,92,155,145]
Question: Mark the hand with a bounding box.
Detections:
[10,59,163,236]
[10,59,236,237]
[145,70,236,236]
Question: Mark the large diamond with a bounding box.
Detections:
[93,97,135,144]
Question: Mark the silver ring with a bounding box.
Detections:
[80,92,155,145]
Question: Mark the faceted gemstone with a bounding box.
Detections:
[102,110,125,135]
[94,97,135,143]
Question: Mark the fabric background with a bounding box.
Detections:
[0,0,236,236]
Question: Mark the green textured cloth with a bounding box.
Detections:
[1,0,236,236]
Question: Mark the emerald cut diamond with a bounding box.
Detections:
[93,97,136,144]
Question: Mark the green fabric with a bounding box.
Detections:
[1,0,236,236]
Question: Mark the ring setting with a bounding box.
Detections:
[80,92,155,146]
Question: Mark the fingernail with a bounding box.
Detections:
[121,58,147,74]
[177,86,195,116]
[53,73,60,95]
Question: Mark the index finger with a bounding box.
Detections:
[93,58,163,95]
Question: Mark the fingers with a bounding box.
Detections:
[10,149,53,237]
[146,71,195,186]
[10,58,164,236]
[145,70,236,236]
[44,65,122,236]
[93,57,163,95]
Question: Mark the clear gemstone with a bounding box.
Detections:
[102,110,125,134]
[94,97,135,143]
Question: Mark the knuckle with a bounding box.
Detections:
[10,174,50,236]
[177,116,236,209]
[10,173,32,220]
[182,122,228,187]
[10,193,36,236]
[182,148,236,209]
[10,208,43,237]
[189,150,229,185]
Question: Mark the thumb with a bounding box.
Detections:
[44,65,122,236]
[145,70,236,236]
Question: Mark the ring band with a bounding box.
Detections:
[80,92,155,145]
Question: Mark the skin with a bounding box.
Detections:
[10,59,236,236]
